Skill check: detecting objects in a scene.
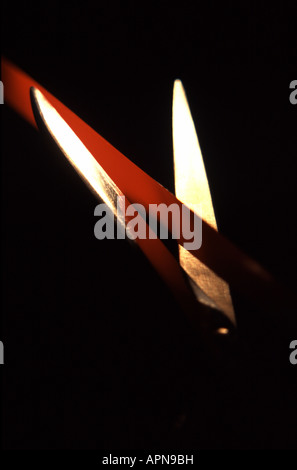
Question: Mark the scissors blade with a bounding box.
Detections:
[30,87,125,221]
[172,80,236,324]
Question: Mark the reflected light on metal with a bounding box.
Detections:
[172,80,235,324]
[31,87,124,222]
[216,327,230,335]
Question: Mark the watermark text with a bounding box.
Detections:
[289,80,297,104]
[94,196,202,250]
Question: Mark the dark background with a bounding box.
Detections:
[1,1,297,449]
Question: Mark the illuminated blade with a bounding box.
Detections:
[172,80,235,324]
[30,87,125,227]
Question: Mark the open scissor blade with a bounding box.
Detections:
[30,87,124,221]
[172,80,235,324]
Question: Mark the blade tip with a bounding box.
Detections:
[173,78,183,89]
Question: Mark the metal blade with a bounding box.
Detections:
[172,79,235,324]
[30,87,126,228]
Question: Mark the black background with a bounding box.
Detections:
[1,1,297,449]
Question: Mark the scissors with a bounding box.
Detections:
[3,58,291,343]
